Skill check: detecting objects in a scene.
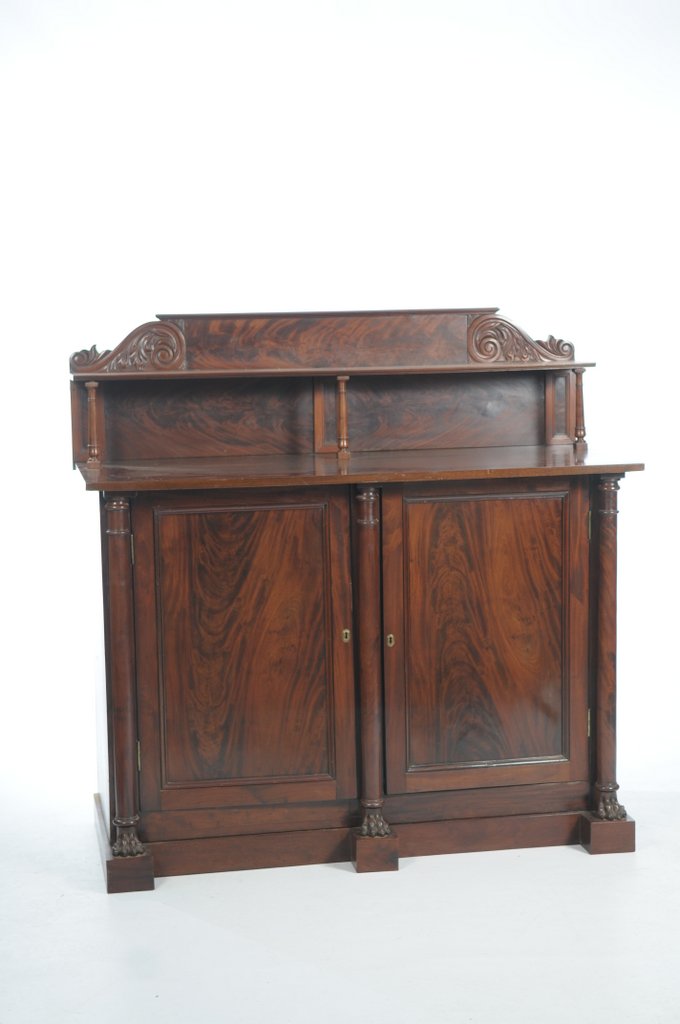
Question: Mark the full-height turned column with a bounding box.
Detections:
[103,497,154,890]
[351,486,398,870]
[594,476,626,820]
[581,475,635,853]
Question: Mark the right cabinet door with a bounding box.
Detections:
[382,478,590,794]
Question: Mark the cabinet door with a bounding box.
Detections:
[382,479,589,794]
[133,488,357,815]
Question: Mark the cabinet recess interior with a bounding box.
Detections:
[70,307,642,891]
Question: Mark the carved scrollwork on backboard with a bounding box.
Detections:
[468,314,574,364]
[70,321,186,374]
[71,344,112,368]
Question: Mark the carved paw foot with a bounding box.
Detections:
[597,791,627,821]
[360,808,392,838]
[113,828,146,857]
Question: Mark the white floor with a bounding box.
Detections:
[1,788,678,1024]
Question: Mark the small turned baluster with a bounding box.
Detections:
[574,368,587,452]
[85,381,100,463]
[336,376,350,460]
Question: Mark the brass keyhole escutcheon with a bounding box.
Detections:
[386,634,395,648]
[342,628,351,643]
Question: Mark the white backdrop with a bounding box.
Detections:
[2,0,677,809]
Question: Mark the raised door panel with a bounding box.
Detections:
[134,487,356,820]
[383,479,589,794]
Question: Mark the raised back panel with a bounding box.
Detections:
[178,311,470,371]
[317,373,544,452]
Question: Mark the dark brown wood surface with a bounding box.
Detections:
[70,308,587,380]
[176,310,471,371]
[76,446,643,492]
[103,498,145,857]
[103,378,314,459]
[133,488,357,825]
[143,811,585,878]
[593,476,630,824]
[354,487,392,842]
[71,307,641,888]
[316,373,545,452]
[383,478,590,794]
[158,504,331,782]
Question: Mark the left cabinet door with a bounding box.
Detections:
[132,487,357,827]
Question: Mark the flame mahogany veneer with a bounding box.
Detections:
[70,308,642,892]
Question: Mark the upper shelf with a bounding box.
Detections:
[70,308,589,380]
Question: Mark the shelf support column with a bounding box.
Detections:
[351,486,398,871]
[574,367,587,458]
[336,375,350,459]
[85,381,101,463]
[102,496,154,890]
[581,475,635,854]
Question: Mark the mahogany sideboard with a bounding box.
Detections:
[69,307,643,892]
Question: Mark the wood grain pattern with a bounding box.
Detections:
[176,311,470,371]
[71,309,585,379]
[354,487,392,839]
[545,370,576,444]
[133,488,357,816]
[383,479,591,795]
[77,446,644,492]
[104,378,314,459]
[71,307,641,888]
[157,503,332,783]
[593,476,627,820]
[317,373,544,452]
[104,497,145,857]
[149,827,352,877]
[405,493,565,765]
[396,812,582,857]
[144,811,584,878]
[70,380,87,465]
[138,780,588,843]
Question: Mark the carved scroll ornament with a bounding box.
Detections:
[70,321,186,374]
[468,314,574,364]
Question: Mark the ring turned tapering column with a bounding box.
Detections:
[104,497,146,858]
[593,476,627,821]
[351,486,398,871]
[580,475,635,854]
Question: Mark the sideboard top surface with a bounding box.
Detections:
[77,447,644,492]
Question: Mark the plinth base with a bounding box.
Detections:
[580,812,636,854]
[350,830,400,873]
